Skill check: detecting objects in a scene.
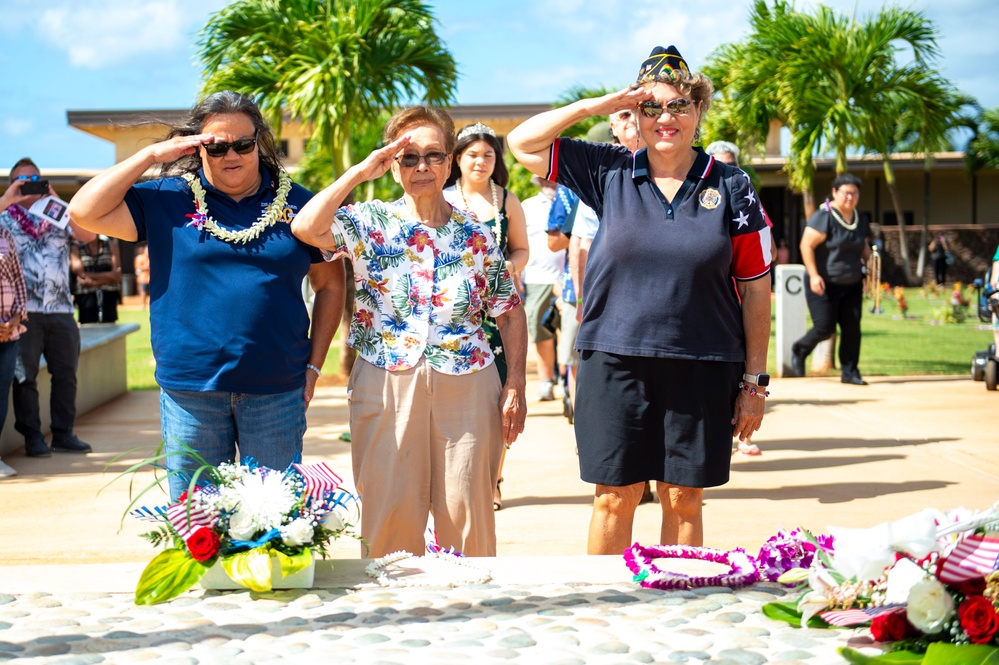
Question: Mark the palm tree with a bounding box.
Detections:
[198,0,457,180]
[197,0,458,378]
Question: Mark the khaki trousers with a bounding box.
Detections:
[348,358,503,558]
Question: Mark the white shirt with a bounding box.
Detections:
[521,193,565,285]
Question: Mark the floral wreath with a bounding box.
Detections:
[182,171,292,245]
[624,542,761,590]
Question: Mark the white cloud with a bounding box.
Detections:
[2,117,35,137]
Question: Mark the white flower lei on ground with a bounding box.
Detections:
[364,550,492,587]
[182,171,292,245]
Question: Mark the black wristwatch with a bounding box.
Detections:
[742,372,770,387]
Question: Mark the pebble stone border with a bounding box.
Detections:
[0,581,881,664]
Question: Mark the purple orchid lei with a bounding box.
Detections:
[5,205,50,240]
[755,528,835,584]
[624,543,761,590]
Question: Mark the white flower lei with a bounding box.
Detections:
[182,171,293,245]
[364,550,492,587]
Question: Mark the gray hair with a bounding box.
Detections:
[705,141,741,164]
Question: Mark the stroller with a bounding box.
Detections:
[971,267,999,390]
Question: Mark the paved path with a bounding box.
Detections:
[1,372,996,662]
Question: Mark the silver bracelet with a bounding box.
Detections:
[306,363,323,378]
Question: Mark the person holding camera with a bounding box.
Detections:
[0,158,97,458]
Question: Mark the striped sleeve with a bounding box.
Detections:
[729,170,772,281]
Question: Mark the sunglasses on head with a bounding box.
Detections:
[202,136,258,158]
[395,151,449,168]
[639,98,695,118]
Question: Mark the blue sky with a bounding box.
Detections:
[1,0,996,169]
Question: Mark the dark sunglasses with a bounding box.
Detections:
[15,175,41,181]
[639,98,695,118]
[203,137,258,158]
[395,151,449,168]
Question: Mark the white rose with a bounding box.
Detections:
[280,518,315,547]
[227,510,258,541]
[906,577,955,634]
[322,511,345,532]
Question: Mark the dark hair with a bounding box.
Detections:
[159,91,284,178]
[445,128,508,188]
[832,173,862,191]
[383,106,456,155]
[9,157,39,180]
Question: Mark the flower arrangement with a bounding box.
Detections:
[759,506,999,664]
[127,457,359,605]
[893,286,908,318]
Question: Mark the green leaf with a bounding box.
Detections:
[135,548,208,605]
[776,568,811,585]
[222,549,274,592]
[923,642,999,665]
[839,646,926,664]
[761,600,831,628]
[273,548,312,578]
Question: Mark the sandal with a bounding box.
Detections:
[737,441,762,456]
[493,478,503,511]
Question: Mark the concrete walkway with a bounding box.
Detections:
[0,372,996,662]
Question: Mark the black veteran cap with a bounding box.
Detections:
[637,45,690,83]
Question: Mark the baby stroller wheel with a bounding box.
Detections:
[986,357,998,391]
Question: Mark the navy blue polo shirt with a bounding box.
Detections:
[548,139,771,361]
[124,167,321,393]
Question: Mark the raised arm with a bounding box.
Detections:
[507,87,650,178]
[291,135,410,249]
[68,133,212,242]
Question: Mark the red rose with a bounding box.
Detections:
[959,595,999,644]
[871,609,911,642]
[185,526,221,562]
[956,577,988,597]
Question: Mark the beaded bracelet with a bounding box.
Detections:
[306,363,323,378]
[738,381,769,398]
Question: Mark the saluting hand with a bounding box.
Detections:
[354,135,412,182]
[145,134,215,164]
[586,86,653,117]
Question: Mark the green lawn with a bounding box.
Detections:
[768,285,992,377]
[121,287,993,390]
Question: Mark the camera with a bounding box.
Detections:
[20,180,49,196]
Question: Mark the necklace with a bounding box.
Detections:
[364,550,492,587]
[827,203,859,231]
[5,205,50,240]
[182,172,292,245]
[454,177,505,250]
[624,543,761,590]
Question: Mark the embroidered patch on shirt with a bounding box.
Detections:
[698,188,721,210]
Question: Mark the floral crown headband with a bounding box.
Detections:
[636,45,690,83]
[456,122,497,142]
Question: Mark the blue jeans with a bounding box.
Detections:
[160,387,307,500]
[0,340,19,435]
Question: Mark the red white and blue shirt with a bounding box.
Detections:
[325,199,521,374]
[548,139,771,361]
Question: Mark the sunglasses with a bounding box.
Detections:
[395,151,449,168]
[15,175,41,181]
[639,98,695,118]
[202,137,258,158]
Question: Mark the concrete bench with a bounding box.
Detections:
[0,322,140,456]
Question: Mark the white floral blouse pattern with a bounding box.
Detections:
[326,199,521,375]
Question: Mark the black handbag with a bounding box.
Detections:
[540,296,561,335]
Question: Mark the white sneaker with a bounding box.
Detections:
[0,458,16,477]
[538,380,556,401]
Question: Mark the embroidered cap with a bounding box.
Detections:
[637,45,690,83]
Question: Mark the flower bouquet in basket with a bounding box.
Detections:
[758,505,999,664]
[120,450,360,605]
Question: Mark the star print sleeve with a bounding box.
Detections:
[729,171,772,281]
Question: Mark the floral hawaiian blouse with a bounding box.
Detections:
[326,199,521,375]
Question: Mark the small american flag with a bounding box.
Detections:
[293,462,343,500]
[820,605,903,627]
[166,502,216,539]
[938,533,999,584]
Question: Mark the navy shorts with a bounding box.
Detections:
[574,350,743,488]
